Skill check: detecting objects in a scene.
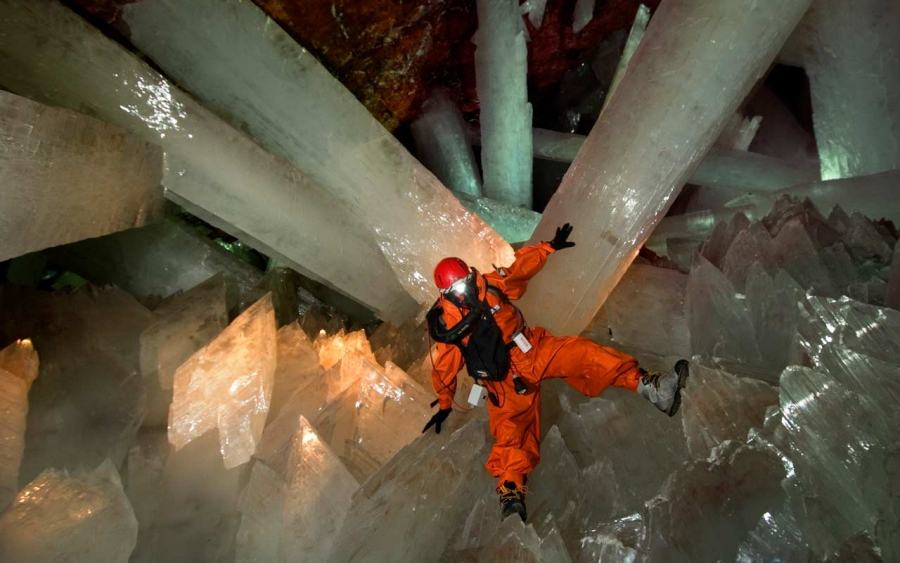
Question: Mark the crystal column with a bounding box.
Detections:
[0,0,418,321]
[0,91,163,262]
[797,0,900,180]
[518,0,814,335]
[474,0,534,208]
[119,0,513,306]
[411,90,483,197]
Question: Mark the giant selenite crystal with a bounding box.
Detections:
[117,0,513,306]
[0,0,418,322]
[789,0,900,180]
[474,0,533,208]
[312,355,432,481]
[583,263,690,359]
[139,275,229,426]
[0,460,138,562]
[411,90,482,197]
[44,216,264,312]
[0,285,152,483]
[517,0,813,335]
[0,91,163,262]
[680,360,778,459]
[237,416,358,562]
[169,294,277,468]
[331,414,491,562]
[0,339,38,509]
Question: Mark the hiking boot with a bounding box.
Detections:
[637,359,690,416]
[497,481,527,522]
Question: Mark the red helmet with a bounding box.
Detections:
[433,257,470,290]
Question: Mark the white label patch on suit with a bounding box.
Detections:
[513,332,532,353]
[468,384,488,408]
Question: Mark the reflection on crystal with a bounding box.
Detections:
[0,339,38,509]
[119,0,513,307]
[0,285,151,483]
[0,0,419,321]
[312,355,431,481]
[0,460,137,562]
[0,91,163,262]
[140,275,228,427]
[169,294,277,468]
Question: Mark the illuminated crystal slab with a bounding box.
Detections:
[474,0,533,207]
[311,356,432,481]
[641,440,786,561]
[517,0,814,334]
[0,91,163,262]
[240,416,358,562]
[0,460,137,563]
[794,0,900,179]
[0,285,151,483]
[169,294,277,468]
[269,322,322,421]
[314,329,376,371]
[411,91,482,197]
[118,0,512,306]
[0,339,38,509]
[130,431,242,562]
[680,360,778,459]
[139,275,228,427]
[582,263,690,359]
[0,0,418,322]
[331,415,491,562]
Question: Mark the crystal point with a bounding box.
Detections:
[168,294,277,468]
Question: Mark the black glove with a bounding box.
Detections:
[422,401,452,434]
[548,223,576,251]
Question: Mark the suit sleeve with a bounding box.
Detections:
[496,241,555,300]
[431,342,464,409]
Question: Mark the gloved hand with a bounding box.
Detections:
[422,400,452,434]
[548,223,576,251]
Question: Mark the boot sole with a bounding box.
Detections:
[666,360,690,417]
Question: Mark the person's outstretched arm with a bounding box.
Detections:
[497,223,576,299]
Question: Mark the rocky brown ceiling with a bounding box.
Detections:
[64,0,657,131]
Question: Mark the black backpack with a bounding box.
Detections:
[426,285,511,383]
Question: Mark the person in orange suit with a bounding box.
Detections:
[422,224,689,522]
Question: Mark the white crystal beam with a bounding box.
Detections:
[474,0,534,208]
[0,91,163,262]
[0,0,418,322]
[117,0,513,306]
[470,126,819,191]
[411,91,483,197]
[517,0,814,335]
[791,0,900,180]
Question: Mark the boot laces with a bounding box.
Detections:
[497,482,527,502]
[641,370,664,389]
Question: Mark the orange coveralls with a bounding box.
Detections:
[430,242,642,488]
